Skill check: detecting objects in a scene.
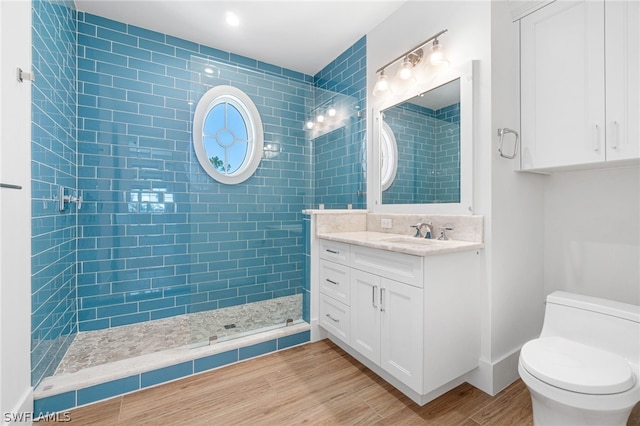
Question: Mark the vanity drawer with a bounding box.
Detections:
[319,259,350,305]
[351,244,423,288]
[319,293,350,343]
[319,239,350,265]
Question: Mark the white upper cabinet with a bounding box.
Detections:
[520,0,639,170]
[520,1,605,169]
[605,1,640,161]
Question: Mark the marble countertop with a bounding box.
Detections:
[317,231,484,257]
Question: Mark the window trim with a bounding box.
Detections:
[193,85,264,185]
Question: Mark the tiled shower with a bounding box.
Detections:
[31,0,366,391]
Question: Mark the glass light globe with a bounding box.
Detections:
[373,72,391,97]
[396,57,414,80]
[427,40,450,67]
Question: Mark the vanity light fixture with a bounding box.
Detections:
[373,29,448,97]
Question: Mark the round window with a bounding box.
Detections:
[193,85,263,184]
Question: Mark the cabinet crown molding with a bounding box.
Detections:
[508,0,554,21]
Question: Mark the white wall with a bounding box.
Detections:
[544,166,640,305]
[485,1,546,392]
[0,0,33,423]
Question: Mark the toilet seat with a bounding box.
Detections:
[520,336,635,395]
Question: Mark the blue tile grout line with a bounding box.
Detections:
[34,330,310,415]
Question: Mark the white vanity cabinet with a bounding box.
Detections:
[350,246,424,393]
[315,236,481,405]
[520,0,639,170]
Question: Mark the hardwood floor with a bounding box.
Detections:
[52,339,640,425]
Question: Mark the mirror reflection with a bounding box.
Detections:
[380,121,398,191]
[380,78,461,205]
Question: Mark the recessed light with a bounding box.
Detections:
[204,67,214,74]
[225,11,240,27]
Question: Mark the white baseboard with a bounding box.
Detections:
[466,347,522,396]
[309,318,327,342]
[2,387,33,425]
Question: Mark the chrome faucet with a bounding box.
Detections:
[437,226,454,240]
[410,222,433,239]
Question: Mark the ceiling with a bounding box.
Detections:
[74,1,406,76]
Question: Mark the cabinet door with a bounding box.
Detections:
[379,278,423,393]
[521,0,605,169]
[605,1,640,161]
[350,269,380,364]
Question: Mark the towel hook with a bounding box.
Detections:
[497,128,519,159]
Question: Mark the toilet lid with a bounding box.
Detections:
[520,337,635,395]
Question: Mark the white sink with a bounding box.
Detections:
[382,236,446,246]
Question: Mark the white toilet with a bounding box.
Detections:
[518,291,640,426]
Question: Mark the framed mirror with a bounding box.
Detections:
[370,60,475,214]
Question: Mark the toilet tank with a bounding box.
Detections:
[540,291,640,367]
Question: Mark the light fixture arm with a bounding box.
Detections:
[375,29,448,74]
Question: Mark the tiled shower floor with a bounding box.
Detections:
[55,294,302,375]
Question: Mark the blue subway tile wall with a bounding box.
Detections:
[381,102,460,204]
[30,5,363,387]
[433,104,461,203]
[312,36,367,209]
[34,331,310,414]
[31,0,78,387]
[75,13,313,331]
